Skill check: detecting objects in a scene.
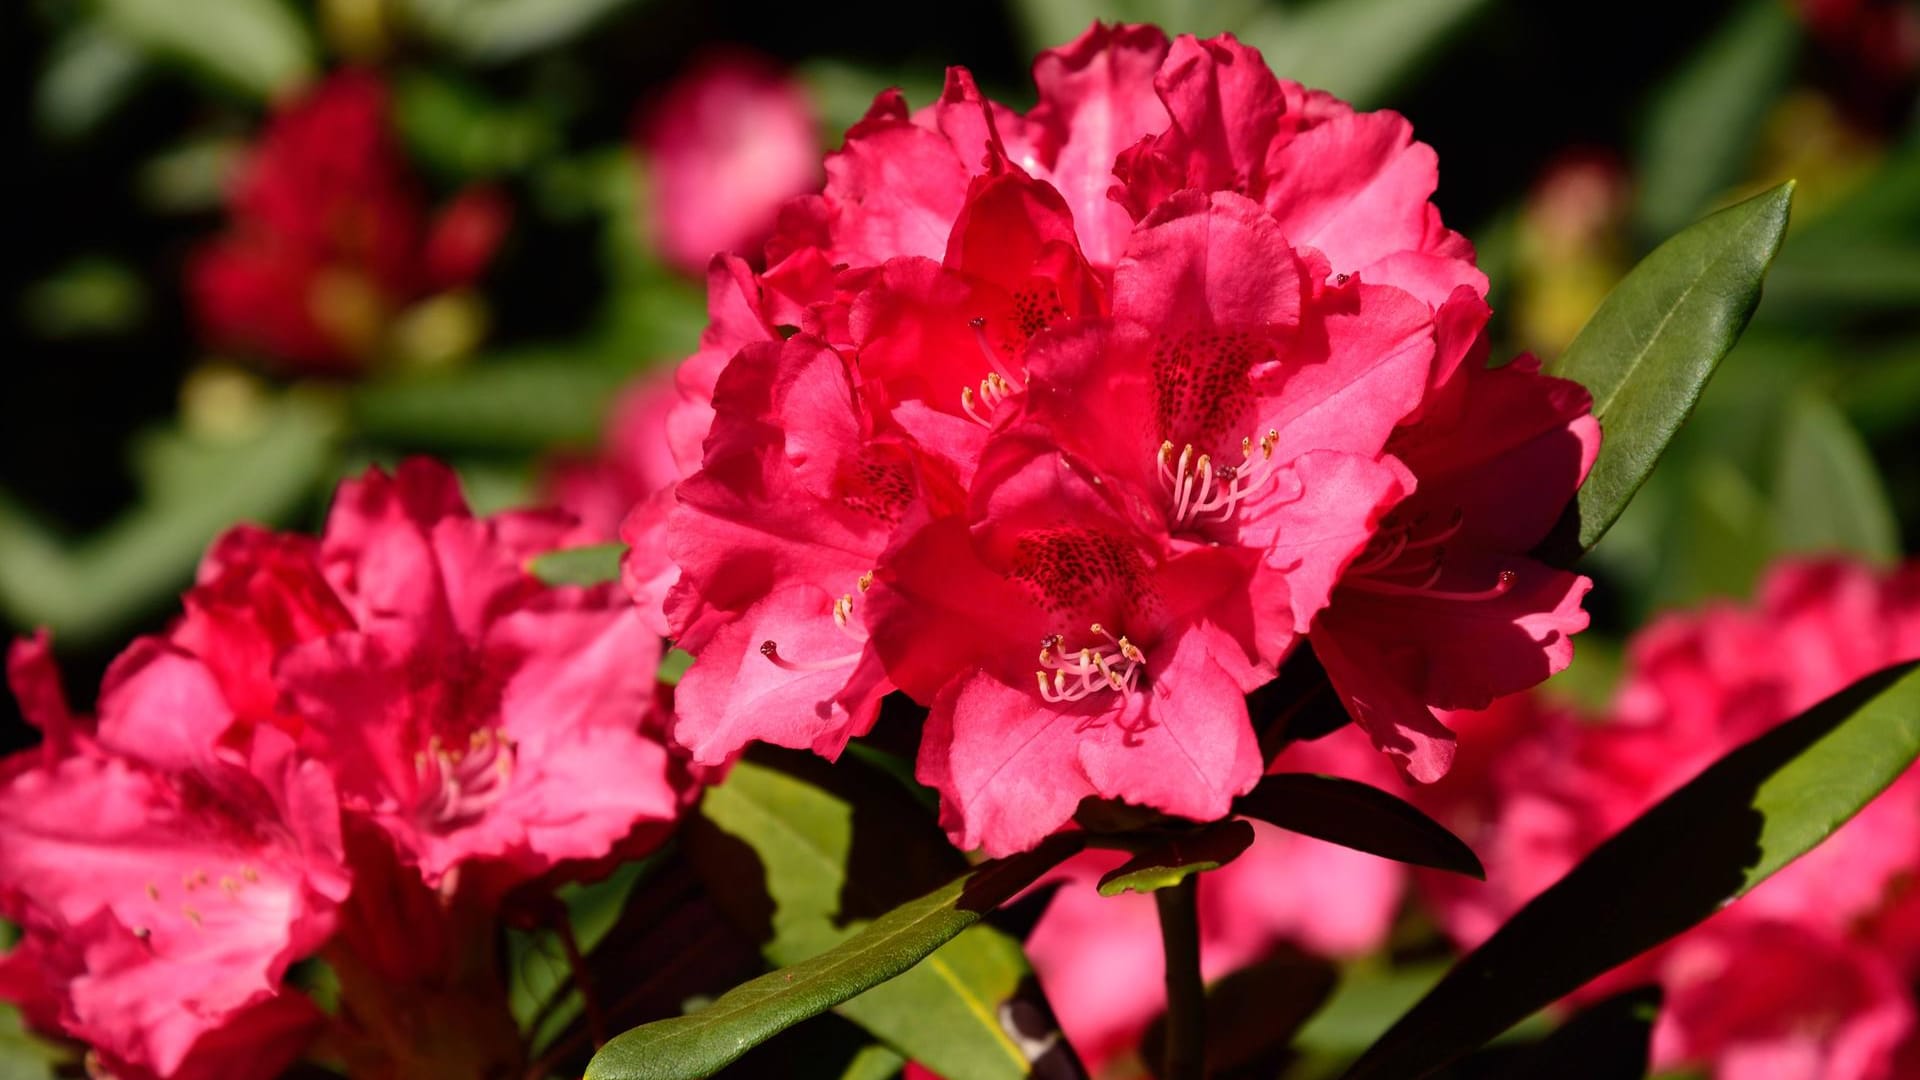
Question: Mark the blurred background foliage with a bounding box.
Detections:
[1,0,1915,732]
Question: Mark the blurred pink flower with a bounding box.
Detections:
[1418,557,1920,1079]
[188,71,509,375]
[638,51,821,273]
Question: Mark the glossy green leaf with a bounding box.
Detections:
[1235,774,1483,878]
[100,0,313,99]
[1540,181,1795,561]
[674,757,1062,1080]
[0,394,338,647]
[1345,660,1920,1080]
[1771,392,1901,562]
[587,831,1080,1080]
[1096,820,1255,897]
[1634,0,1797,241]
[529,543,626,587]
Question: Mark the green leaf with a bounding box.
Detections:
[1235,774,1483,878]
[587,832,1081,1080]
[99,0,313,99]
[1344,660,1920,1080]
[351,355,633,451]
[1096,819,1255,896]
[400,0,645,62]
[839,1043,907,1080]
[1498,986,1662,1080]
[529,543,626,588]
[1633,0,1798,241]
[1237,0,1493,108]
[0,394,339,647]
[36,26,148,139]
[1771,392,1901,562]
[0,1003,69,1080]
[1540,181,1795,561]
[678,757,1061,1080]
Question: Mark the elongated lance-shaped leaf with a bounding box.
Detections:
[686,755,1050,1080]
[1235,773,1484,879]
[586,834,1083,1080]
[1344,660,1920,1080]
[1097,820,1256,897]
[1539,181,1794,563]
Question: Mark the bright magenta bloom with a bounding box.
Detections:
[637,50,822,274]
[279,459,691,892]
[659,23,1595,853]
[0,633,349,1080]
[1419,558,1920,1079]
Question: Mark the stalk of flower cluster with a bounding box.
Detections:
[1155,875,1207,1080]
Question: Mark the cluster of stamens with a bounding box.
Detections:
[959,316,1028,427]
[1157,429,1281,527]
[413,728,514,828]
[1035,623,1146,703]
[961,373,1018,426]
[1347,508,1517,601]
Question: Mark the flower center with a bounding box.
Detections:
[1036,623,1146,702]
[960,316,1028,427]
[1156,429,1281,527]
[413,728,513,830]
[758,572,873,673]
[1346,509,1517,602]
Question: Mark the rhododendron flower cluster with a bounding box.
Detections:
[1420,558,1920,1079]
[642,23,1598,856]
[189,71,510,375]
[0,460,697,1078]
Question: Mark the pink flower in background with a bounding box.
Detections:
[1025,726,1407,1069]
[638,50,821,273]
[543,369,683,543]
[1418,557,1920,1079]
[188,71,509,374]
[0,633,349,1080]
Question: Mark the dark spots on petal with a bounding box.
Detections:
[1153,331,1263,450]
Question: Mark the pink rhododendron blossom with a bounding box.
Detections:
[1419,557,1920,1079]
[0,632,349,1080]
[188,71,509,374]
[638,51,822,273]
[1025,726,1406,1069]
[656,22,1595,853]
[280,459,692,892]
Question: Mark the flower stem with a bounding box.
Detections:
[1156,874,1206,1080]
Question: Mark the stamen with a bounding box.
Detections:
[1035,624,1146,702]
[760,640,859,673]
[1155,428,1284,527]
[1350,568,1517,601]
[969,316,1025,386]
